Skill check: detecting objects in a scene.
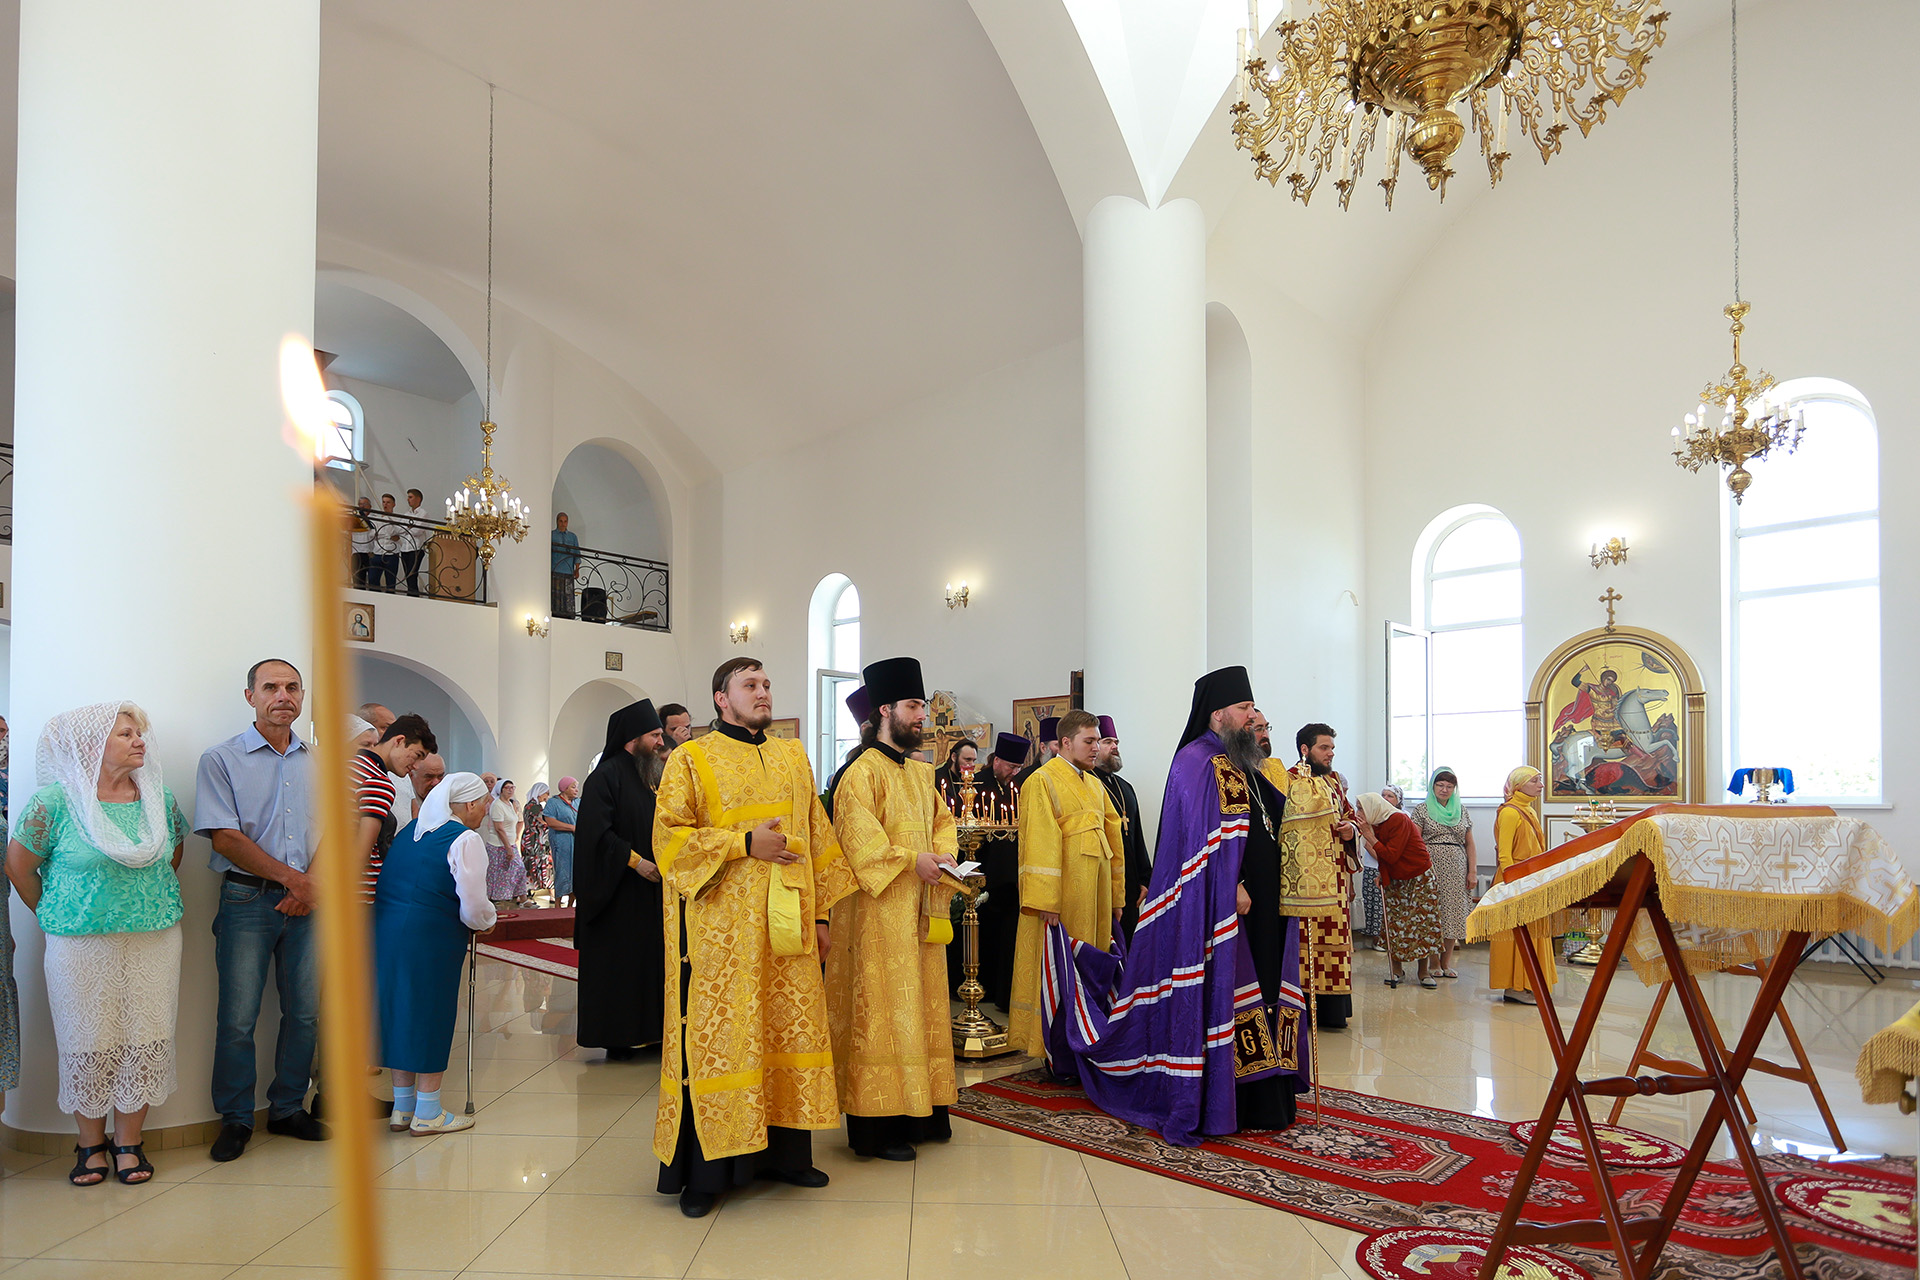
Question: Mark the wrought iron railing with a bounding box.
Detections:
[551,541,671,632]
[0,443,13,543]
[338,506,671,631]
[345,506,490,605]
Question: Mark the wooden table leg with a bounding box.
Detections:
[1607,980,1670,1128]
[1635,919,1812,1280]
[1476,856,1659,1280]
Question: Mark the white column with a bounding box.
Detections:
[489,330,554,791]
[1083,196,1208,827]
[8,1,321,1133]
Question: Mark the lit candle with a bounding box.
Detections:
[1495,84,1508,154]
[278,336,385,1280]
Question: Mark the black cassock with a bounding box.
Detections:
[573,709,665,1052]
[1094,770,1154,941]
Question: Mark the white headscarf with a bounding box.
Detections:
[1357,792,1400,827]
[34,701,170,868]
[414,771,490,842]
[528,782,550,804]
[491,777,510,798]
[345,714,375,744]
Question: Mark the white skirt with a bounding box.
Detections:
[44,926,181,1118]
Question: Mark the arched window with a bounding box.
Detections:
[318,389,364,471]
[808,574,861,785]
[1390,507,1524,800]
[1727,380,1880,802]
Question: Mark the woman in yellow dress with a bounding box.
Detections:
[1488,765,1557,1006]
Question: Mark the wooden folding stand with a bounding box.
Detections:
[1608,952,1846,1152]
[1476,852,1814,1280]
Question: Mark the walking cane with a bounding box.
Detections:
[464,931,478,1116]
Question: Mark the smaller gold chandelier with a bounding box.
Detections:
[1670,303,1803,504]
[1232,0,1669,210]
[445,419,532,566]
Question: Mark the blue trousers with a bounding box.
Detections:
[211,880,319,1126]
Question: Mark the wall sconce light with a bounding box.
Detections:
[524,613,550,637]
[945,581,970,610]
[729,620,751,645]
[1589,536,1630,569]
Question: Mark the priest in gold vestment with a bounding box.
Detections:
[652,657,857,1218]
[1008,709,1125,1056]
[1265,722,1358,1031]
[826,656,962,1160]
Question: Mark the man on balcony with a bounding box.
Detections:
[399,488,429,596]
[551,512,582,619]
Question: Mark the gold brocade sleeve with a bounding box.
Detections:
[800,752,856,914]
[652,744,745,897]
[1018,771,1064,916]
[833,760,918,897]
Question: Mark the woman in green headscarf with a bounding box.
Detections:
[1412,766,1476,979]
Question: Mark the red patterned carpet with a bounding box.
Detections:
[952,1070,1916,1280]
[476,937,578,981]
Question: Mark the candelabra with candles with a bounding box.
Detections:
[1669,304,1806,503]
[946,776,1018,1059]
[1565,798,1624,965]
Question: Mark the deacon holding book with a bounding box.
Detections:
[826,656,962,1160]
[652,658,857,1218]
[1008,709,1124,1056]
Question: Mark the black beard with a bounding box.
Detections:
[1222,726,1266,782]
[886,710,925,753]
[1307,757,1331,777]
[1097,751,1123,774]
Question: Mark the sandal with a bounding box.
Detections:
[69,1141,111,1186]
[1420,976,1439,990]
[112,1142,154,1184]
[1385,973,1401,989]
[1440,968,1459,979]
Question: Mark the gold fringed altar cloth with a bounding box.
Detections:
[1465,805,1914,1280]
[1468,805,1917,971]
[1856,1000,1920,1109]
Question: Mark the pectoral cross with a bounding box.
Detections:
[1600,588,1622,632]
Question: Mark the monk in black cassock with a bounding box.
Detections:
[1091,715,1153,941]
[820,685,873,820]
[968,732,1029,1010]
[573,699,669,1060]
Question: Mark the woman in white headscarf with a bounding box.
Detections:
[374,772,497,1135]
[4,703,187,1185]
[1355,790,1442,991]
[484,778,527,904]
[520,781,552,900]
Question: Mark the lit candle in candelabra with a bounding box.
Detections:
[278,336,384,1280]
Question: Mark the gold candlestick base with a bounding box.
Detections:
[951,826,1015,1060]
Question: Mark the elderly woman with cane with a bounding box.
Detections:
[6,703,187,1185]
[375,772,497,1134]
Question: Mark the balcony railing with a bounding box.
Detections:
[347,506,491,606]
[342,505,672,632]
[552,542,671,632]
[0,443,13,544]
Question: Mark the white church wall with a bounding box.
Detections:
[705,339,1086,773]
[329,374,477,515]
[1359,0,1916,869]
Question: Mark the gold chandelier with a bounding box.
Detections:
[444,83,530,567]
[1669,0,1801,504]
[1231,0,1669,210]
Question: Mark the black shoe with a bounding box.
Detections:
[679,1190,718,1218]
[758,1166,830,1188]
[209,1123,252,1162]
[873,1143,916,1162]
[307,1093,324,1121]
[266,1110,330,1142]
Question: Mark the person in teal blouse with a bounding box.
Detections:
[5,702,186,1186]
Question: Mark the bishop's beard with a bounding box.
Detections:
[1221,725,1266,783]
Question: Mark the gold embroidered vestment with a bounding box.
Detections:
[650,731,856,1163]
[825,749,961,1118]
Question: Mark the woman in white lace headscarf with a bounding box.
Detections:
[483,777,527,904]
[4,702,187,1186]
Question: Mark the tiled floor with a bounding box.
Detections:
[0,944,1912,1279]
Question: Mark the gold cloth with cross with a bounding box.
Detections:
[1266,760,1355,997]
[825,748,962,1119]
[650,731,857,1162]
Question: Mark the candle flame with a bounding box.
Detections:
[279,335,334,463]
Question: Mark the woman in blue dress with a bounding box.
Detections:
[375,772,496,1135]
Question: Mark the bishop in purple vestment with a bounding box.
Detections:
[1039,666,1307,1146]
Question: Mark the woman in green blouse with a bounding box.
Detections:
[5,703,185,1186]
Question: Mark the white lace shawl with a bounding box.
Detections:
[32,701,170,869]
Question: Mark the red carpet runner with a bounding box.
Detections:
[476,937,578,981]
[952,1070,1916,1280]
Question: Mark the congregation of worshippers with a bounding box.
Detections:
[0,642,1542,1208]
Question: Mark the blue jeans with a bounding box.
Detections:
[211,880,319,1126]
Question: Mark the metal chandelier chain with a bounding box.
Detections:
[487,82,495,422]
[1731,0,1741,303]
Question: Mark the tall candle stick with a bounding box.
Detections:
[282,337,384,1280]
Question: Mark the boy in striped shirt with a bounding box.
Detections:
[353,713,436,903]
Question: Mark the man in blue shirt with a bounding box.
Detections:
[195,657,326,1161]
[551,512,582,619]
